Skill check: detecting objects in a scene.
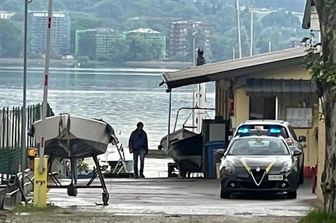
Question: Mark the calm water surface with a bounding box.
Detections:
[0,67,215,149]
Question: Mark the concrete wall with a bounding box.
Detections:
[233,88,249,128]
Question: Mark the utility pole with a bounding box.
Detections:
[22,0,30,191]
[235,0,242,58]
[250,8,254,56]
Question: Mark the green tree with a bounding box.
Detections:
[126,34,164,61]
[108,38,129,63]
[0,19,22,57]
[305,0,336,213]
[70,13,108,54]
[77,32,96,60]
[260,11,301,28]
[255,26,294,53]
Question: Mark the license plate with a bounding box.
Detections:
[268,175,283,181]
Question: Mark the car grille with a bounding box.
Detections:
[239,181,277,189]
[251,169,265,184]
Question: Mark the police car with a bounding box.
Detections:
[234,120,305,185]
[219,127,301,199]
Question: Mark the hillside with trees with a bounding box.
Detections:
[0,0,307,62]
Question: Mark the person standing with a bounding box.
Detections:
[128,122,148,178]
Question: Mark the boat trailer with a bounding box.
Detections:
[48,155,109,206]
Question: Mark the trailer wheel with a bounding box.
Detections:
[67,184,77,197]
[102,192,109,206]
[168,163,176,177]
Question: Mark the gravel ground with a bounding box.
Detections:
[1,212,301,223]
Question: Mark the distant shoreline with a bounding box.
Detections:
[0,57,191,70]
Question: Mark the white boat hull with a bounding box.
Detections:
[159,129,203,169]
[32,114,116,158]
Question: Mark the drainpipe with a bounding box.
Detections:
[275,96,279,120]
[192,33,197,132]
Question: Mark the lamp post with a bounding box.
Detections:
[250,8,254,56]
[192,32,197,65]
[22,0,31,191]
[235,0,242,59]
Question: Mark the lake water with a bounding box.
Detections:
[0,67,215,149]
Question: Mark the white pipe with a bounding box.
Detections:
[167,91,172,151]
[275,96,279,120]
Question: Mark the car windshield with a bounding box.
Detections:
[228,138,289,155]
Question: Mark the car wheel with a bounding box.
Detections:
[220,190,230,199]
[287,191,297,199]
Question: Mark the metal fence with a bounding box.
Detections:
[0,104,53,183]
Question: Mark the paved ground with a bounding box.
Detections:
[45,158,316,218]
[1,157,317,223]
[47,177,315,217]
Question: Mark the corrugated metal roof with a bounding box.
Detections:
[162,47,306,90]
[246,79,316,96]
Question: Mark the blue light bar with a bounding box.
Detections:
[269,128,281,134]
[238,128,249,134]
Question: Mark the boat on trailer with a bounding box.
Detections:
[159,128,203,177]
[159,107,215,177]
[30,0,114,206]
[29,113,118,205]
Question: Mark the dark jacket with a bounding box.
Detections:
[128,129,148,152]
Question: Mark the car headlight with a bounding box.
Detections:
[220,161,235,175]
[280,161,292,173]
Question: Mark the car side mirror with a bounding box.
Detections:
[293,149,302,156]
[216,148,226,156]
[298,136,306,142]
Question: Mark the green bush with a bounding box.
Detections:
[300,209,336,223]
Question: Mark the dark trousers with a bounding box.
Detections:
[133,150,145,176]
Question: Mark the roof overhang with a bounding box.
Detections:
[162,47,306,90]
[302,0,316,29]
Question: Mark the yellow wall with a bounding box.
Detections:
[233,88,249,128]
[276,94,319,166]
[222,64,319,165]
[217,62,322,200]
